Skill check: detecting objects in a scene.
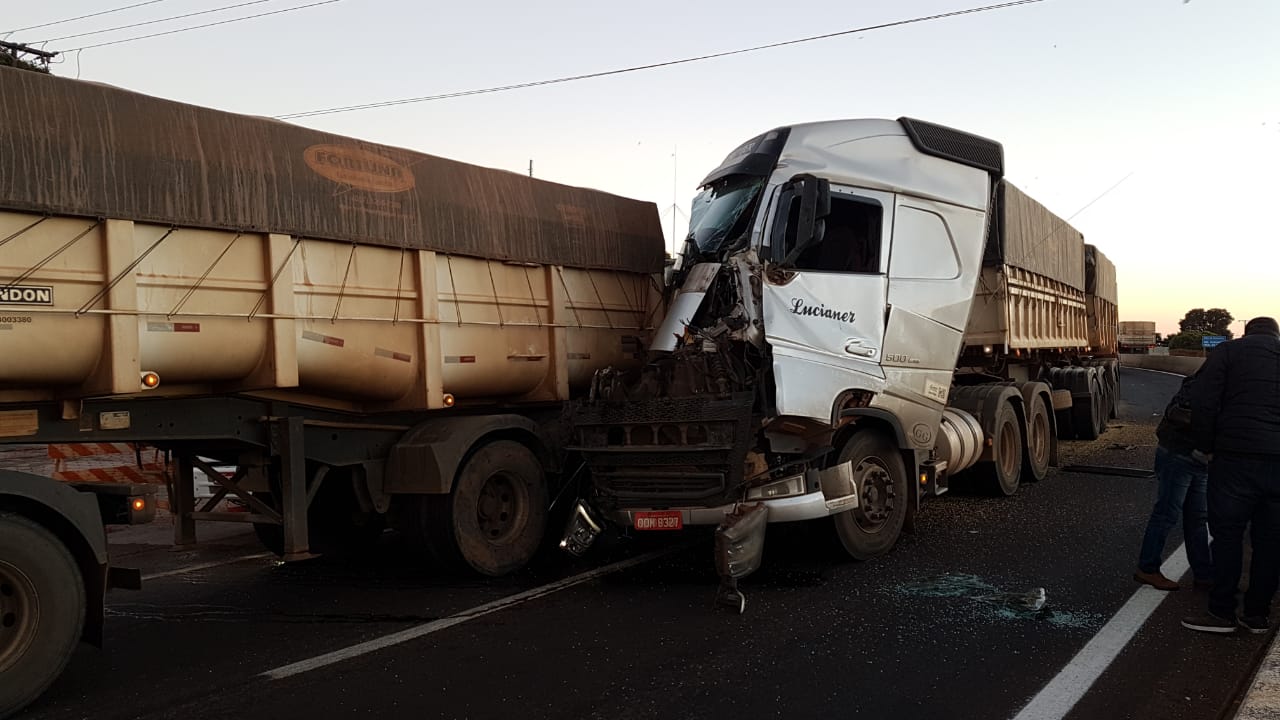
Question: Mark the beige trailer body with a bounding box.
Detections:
[0,66,665,413]
[963,182,1092,352]
[1117,320,1157,346]
[1085,244,1118,355]
[0,211,656,412]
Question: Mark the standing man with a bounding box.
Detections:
[1134,372,1212,591]
[1183,317,1280,634]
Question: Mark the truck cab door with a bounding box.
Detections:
[761,179,895,422]
[879,195,989,407]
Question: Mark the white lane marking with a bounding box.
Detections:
[142,552,274,581]
[1121,366,1188,378]
[1011,544,1190,720]
[262,547,678,681]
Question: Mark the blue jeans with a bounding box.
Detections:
[1138,446,1212,580]
[1208,453,1280,619]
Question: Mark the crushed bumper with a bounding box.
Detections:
[607,488,850,527]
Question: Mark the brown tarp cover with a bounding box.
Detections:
[992,181,1086,290]
[0,67,666,274]
[1085,244,1118,303]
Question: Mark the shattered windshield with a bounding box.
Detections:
[686,175,765,256]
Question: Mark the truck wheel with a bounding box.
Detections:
[1073,374,1103,441]
[1092,367,1115,430]
[832,432,908,561]
[1104,363,1119,419]
[1022,393,1052,482]
[978,400,1023,496]
[0,513,86,719]
[1109,362,1121,419]
[429,441,548,576]
[1050,389,1075,440]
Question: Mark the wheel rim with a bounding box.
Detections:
[0,559,39,675]
[1029,407,1050,472]
[853,456,896,534]
[475,472,528,543]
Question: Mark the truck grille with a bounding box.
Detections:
[572,393,754,508]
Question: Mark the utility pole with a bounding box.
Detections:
[0,41,57,73]
[671,146,678,255]
[528,159,533,178]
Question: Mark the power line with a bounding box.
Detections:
[41,0,278,44]
[1061,171,1135,225]
[1020,170,1136,258]
[58,0,343,52]
[275,0,1047,120]
[4,0,174,35]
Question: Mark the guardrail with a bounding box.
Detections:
[1119,353,1205,376]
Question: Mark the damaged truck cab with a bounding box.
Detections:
[571,118,1116,587]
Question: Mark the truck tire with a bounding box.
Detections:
[0,513,86,719]
[977,400,1024,496]
[832,432,908,561]
[1092,364,1116,427]
[427,441,548,577]
[1073,373,1104,441]
[1103,361,1120,419]
[1022,393,1052,483]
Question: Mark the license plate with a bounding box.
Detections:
[634,511,683,531]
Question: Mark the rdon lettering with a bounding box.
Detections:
[0,285,53,305]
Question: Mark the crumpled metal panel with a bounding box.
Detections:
[0,67,665,274]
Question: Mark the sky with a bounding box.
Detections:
[6,0,1278,336]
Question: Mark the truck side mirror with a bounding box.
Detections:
[766,174,830,267]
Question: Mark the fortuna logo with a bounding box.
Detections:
[789,297,855,324]
[0,285,53,305]
[303,145,416,194]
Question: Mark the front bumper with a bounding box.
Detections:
[607,488,853,527]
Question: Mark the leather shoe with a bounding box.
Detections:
[1134,570,1179,591]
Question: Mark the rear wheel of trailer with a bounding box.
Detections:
[1072,370,1106,441]
[399,440,549,577]
[1020,388,1053,483]
[977,399,1024,496]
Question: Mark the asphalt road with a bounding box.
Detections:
[20,366,1272,720]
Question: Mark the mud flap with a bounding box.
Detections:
[714,503,769,614]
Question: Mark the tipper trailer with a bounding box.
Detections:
[0,67,666,716]
[1117,321,1158,353]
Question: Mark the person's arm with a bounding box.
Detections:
[1191,344,1229,453]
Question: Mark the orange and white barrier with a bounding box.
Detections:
[47,442,169,484]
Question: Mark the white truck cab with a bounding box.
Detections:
[570,118,1115,605]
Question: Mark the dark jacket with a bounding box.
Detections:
[1156,373,1198,456]
[1191,332,1280,456]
